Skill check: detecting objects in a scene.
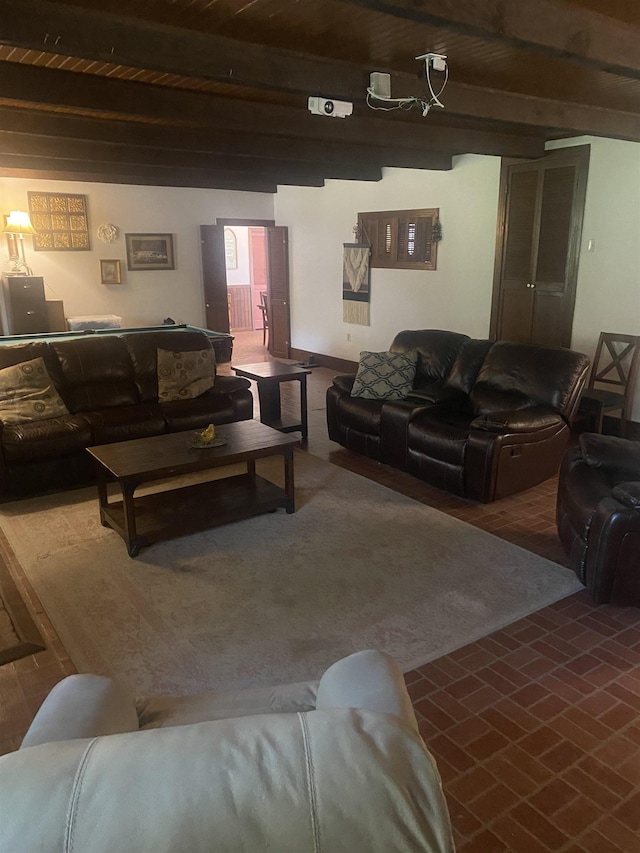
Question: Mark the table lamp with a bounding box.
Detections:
[3,210,35,275]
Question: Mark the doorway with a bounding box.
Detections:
[200,220,291,358]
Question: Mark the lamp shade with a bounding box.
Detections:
[3,210,36,235]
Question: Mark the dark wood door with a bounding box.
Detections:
[265,226,290,359]
[200,224,230,334]
[491,146,590,348]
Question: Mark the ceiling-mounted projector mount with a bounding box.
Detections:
[367,53,448,117]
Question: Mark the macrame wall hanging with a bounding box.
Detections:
[342,242,371,326]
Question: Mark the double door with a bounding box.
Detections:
[490,146,590,348]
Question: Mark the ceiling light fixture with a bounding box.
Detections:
[366,53,448,117]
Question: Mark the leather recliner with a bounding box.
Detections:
[327,330,589,503]
[0,650,455,853]
[556,433,640,605]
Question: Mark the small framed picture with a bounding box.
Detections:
[125,233,175,271]
[100,259,122,284]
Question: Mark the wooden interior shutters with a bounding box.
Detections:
[358,208,439,270]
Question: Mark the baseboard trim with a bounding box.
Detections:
[289,348,357,375]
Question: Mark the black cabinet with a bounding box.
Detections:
[1,275,49,335]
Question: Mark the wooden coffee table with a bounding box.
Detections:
[87,420,299,557]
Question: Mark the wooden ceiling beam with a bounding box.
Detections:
[0,108,471,166]
[0,64,543,159]
[0,1,635,141]
[0,164,278,191]
[0,153,292,191]
[342,0,640,78]
[0,129,386,181]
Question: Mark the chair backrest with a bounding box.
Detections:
[588,333,640,412]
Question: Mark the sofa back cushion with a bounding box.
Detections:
[443,338,493,395]
[470,341,590,417]
[390,329,469,387]
[51,337,140,413]
[122,330,216,403]
[0,341,63,386]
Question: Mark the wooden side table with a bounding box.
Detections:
[233,362,311,440]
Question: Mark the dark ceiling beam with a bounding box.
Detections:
[0,64,544,158]
[0,165,279,191]
[0,108,477,166]
[0,129,386,182]
[342,0,640,78]
[0,1,635,142]
[0,153,280,192]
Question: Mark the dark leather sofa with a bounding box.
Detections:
[557,434,640,605]
[327,329,590,502]
[0,328,253,499]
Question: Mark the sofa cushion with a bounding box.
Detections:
[351,350,418,400]
[0,358,69,425]
[51,337,140,412]
[157,348,216,402]
[2,415,93,463]
[390,329,469,386]
[161,392,238,431]
[82,404,166,444]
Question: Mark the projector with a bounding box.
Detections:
[307,96,353,118]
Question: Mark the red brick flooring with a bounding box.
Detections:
[1,330,639,851]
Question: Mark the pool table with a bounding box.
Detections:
[0,323,234,363]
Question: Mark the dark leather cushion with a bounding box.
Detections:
[82,405,166,444]
[2,415,93,463]
[334,394,383,435]
[470,340,589,416]
[407,411,471,466]
[443,339,493,395]
[51,337,139,412]
[161,393,238,431]
[390,329,468,386]
[470,407,563,432]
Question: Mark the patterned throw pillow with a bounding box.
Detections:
[0,357,69,424]
[157,348,215,402]
[350,350,418,400]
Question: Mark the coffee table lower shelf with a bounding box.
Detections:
[100,473,291,557]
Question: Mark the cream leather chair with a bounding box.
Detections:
[0,650,454,853]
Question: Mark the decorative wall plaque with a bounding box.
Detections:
[27,192,90,251]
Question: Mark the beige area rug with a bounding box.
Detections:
[0,452,583,695]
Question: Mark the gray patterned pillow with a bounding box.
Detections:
[0,357,69,424]
[157,348,215,402]
[351,350,418,400]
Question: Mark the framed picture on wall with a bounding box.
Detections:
[125,233,175,271]
[100,259,122,284]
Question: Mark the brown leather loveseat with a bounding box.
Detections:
[327,329,589,503]
[0,328,253,499]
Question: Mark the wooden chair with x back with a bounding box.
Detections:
[578,332,640,437]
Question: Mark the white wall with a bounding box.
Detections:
[224,226,251,286]
[547,137,640,420]
[0,178,273,328]
[274,155,502,361]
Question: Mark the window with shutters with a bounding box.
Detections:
[357,208,439,270]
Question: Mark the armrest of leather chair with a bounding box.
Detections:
[331,373,356,393]
[470,407,562,433]
[579,434,640,481]
[612,482,640,510]
[315,650,418,733]
[211,374,251,394]
[20,674,139,748]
